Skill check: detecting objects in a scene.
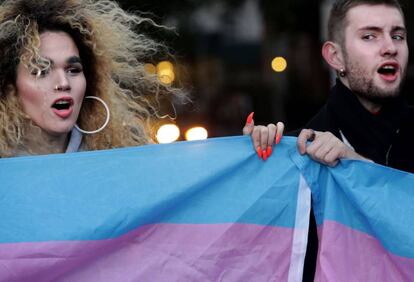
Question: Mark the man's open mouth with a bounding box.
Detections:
[377,64,398,76]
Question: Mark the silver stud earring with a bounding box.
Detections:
[339,68,346,77]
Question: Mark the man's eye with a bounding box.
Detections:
[392,34,405,41]
[362,34,375,40]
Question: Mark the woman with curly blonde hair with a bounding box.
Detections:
[0,0,181,157]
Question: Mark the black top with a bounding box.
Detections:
[296,79,414,172]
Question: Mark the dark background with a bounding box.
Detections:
[118,0,414,139]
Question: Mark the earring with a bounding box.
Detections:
[74,96,110,134]
[339,68,346,77]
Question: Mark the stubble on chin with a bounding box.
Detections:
[345,62,402,104]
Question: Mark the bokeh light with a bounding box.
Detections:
[144,63,156,75]
[185,127,208,141]
[157,61,175,85]
[271,57,287,72]
[156,124,180,144]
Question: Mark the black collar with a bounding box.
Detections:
[327,79,407,164]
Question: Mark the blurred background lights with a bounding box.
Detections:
[157,61,175,85]
[156,124,180,144]
[271,56,287,72]
[144,63,156,75]
[185,127,208,141]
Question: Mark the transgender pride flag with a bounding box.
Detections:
[0,136,310,282]
[292,149,414,281]
[2,136,414,281]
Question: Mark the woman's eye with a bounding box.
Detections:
[31,69,49,77]
[67,66,83,74]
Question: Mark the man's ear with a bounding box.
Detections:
[321,41,345,71]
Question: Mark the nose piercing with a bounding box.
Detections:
[54,85,70,91]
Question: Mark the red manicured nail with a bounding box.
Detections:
[257,147,262,158]
[262,150,267,161]
[275,134,281,145]
[246,112,254,125]
[267,146,272,157]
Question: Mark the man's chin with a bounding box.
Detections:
[363,90,401,105]
[376,75,404,93]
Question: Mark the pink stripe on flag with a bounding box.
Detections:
[0,223,294,282]
[315,221,414,282]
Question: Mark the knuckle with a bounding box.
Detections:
[268,123,277,130]
[260,127,268,135]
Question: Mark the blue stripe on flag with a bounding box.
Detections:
[0,136,301,243]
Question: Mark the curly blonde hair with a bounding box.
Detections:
[0,0,182,156]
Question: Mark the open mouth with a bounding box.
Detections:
[52,99,73,110]
[377,63,399,81]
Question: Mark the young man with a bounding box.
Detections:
[245,0,413,172]
[296,0,413,173]
[244,0,413,280]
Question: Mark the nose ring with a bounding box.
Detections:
[54,85,70,91]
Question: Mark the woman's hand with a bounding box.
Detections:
[297,129,371,167]
[242,112,284,161]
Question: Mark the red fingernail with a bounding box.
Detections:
[275,134,281,145]
[246,112,254,125]
[262,150,267,161]
[257,147,262,158]
[267,146,272,157]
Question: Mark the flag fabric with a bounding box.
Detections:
[2,136,414,282]
[291,150,414,281]
[0,136,310,282]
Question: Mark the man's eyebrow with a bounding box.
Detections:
[358,25,407,33]
[391,26,407,33]
[358,26,383,32]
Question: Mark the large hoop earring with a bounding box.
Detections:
[74,96,110,135]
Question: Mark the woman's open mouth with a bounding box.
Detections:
[51,97,74,118]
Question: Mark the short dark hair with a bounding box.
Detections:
[327,0,404,45]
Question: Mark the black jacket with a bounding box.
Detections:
[301,79,414,172]
[291,80,414,281]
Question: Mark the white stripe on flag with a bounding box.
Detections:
[288,174,311,282]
